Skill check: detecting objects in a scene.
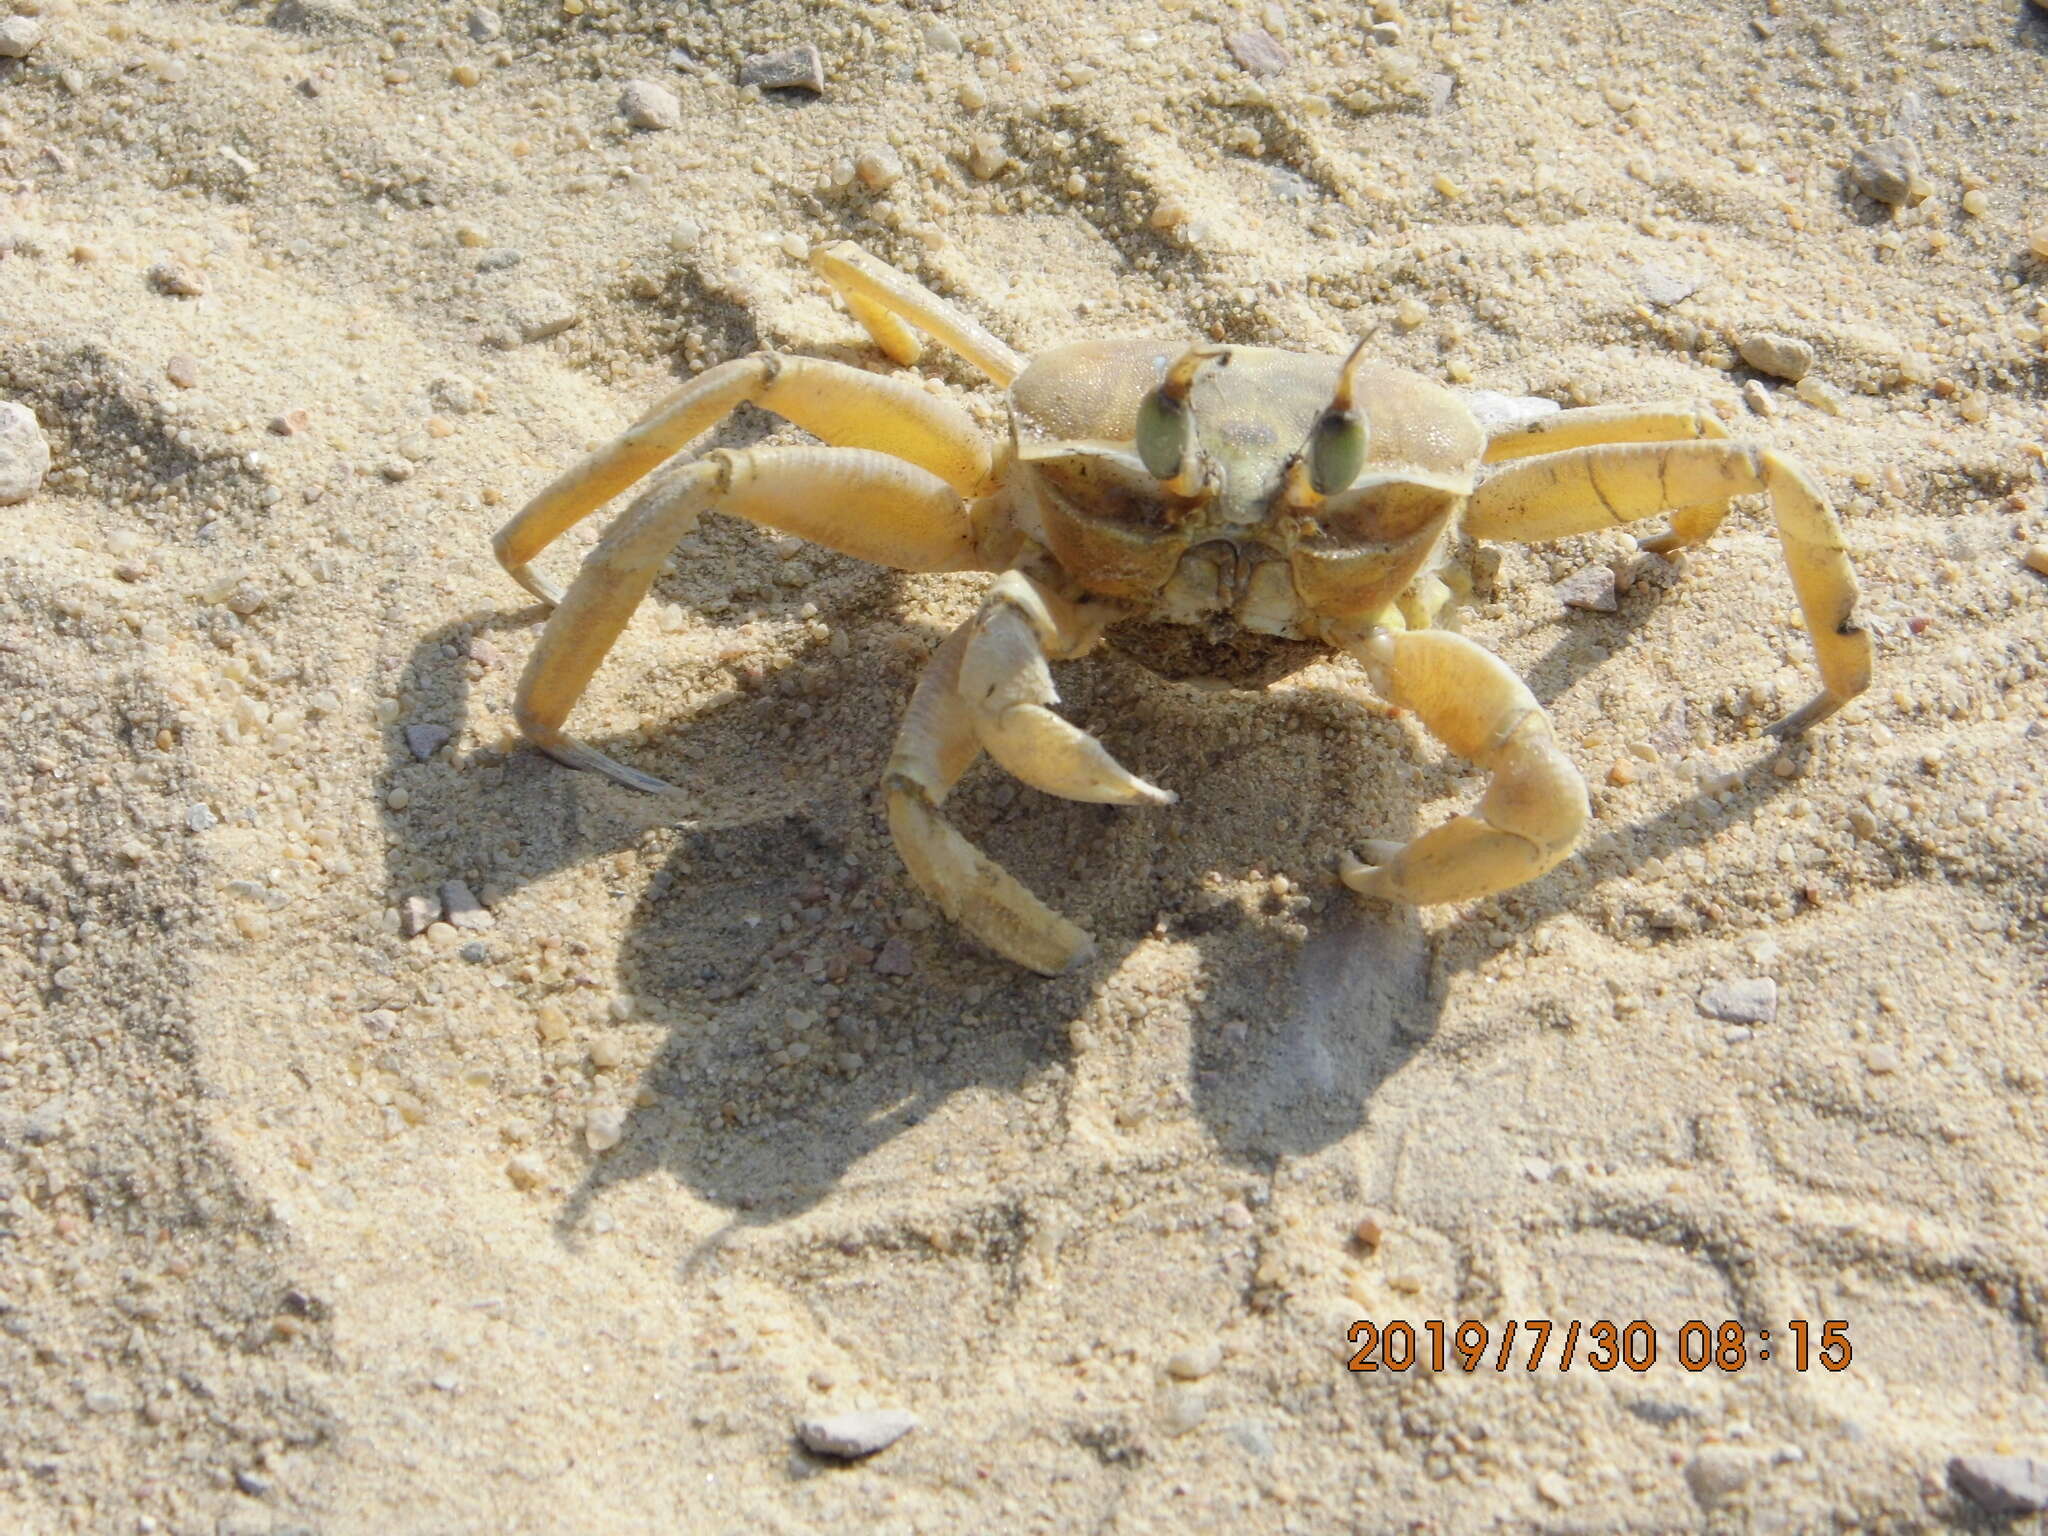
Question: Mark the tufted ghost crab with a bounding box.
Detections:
[494,241,1870,974]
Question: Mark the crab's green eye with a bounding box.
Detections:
[1308,408,1369,496]
[1135,388,1191,482]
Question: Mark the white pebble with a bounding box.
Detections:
[511,290,581,343]
[0,401,51,505]
[430,375,482,414]
[441,879,495,931]
[855,150,902,191]
[0,16,42,58]
[585,1105,626,1152]
[1698,977,1777,1026]
[619,78,681,131]
[797,1409,917,1459]
[966,134,1006,180]
[1166,1341,1223,1380]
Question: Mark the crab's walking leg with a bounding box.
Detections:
[1338,630,1588,905]
[1481,401,1729,463]
[887,572,1163,974]
[1465,438,1870,737]
[809,241,1024,387]
[516,445,980,792]
[494,353,991,606]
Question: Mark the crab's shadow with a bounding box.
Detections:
[384,535,1801,1244]
[385,579,1447,1236]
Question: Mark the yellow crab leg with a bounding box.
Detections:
[886,572,1143,975]
[1338,629,1588,905]
[1481,401,1728,463]
[494,353,991,606]
[809,241,1025,387]
[515,445,979,792]
[1465,437,1870,736]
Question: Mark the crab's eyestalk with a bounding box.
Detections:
[1135,346,1227,498]
[1289,332,1377,504]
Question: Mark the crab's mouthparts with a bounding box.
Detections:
[1182,536,1280,603]
[1160,538,1300,637]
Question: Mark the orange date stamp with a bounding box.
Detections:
[1345,1319,1852,1374]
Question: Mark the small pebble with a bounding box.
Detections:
[459,941,488,964]
[1635,263,1699,307]
[1558,564,1618,612]
[1162,1387,1208,1435]
[2022,545,2048,577]
[1166,1341,1223,1380]
[965,134,1005,180]
[1738,332,1814,382]
[1698,977,1777,1025]
[0,401,51,505]
[166,354,199,389]
[1863,1044,1901,1074]
[1950,1454,2048,1515]
[506,1151,546,1190]
[797,1409,917,1459]
[1960,187,1988,218]
[268,409,310,436]
[404,722,450,760]
[584,1105,626,1153]
[0,16,43,57]
[474,247,523,273]
[739,45,824,94]
[619,78,681,131]
[1220,1200,1253,1230]
[854,149,902,191]
[1226,28,1290,76]
[430,375,482,413]
[873,936,915,976]
[512,290,580,343]
[589,1036,623,1070]
[466,6,501,41]
[1740,379,1775,418]
[1848,136,1931,207]
[441,879,495,931]
[402,894,441,937]
[1792,375,1846,415]
[148,261,206,297]
[185,803,218,832]
[1686,1445,1764,1508]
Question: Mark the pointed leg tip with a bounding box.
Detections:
[541,737,681,795]
[1340,844,1402,900]
[505,563,566,610]
[1055,936,1098,974]
[1765,692,1844,741]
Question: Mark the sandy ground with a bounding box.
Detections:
[3,0,2046,1529]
